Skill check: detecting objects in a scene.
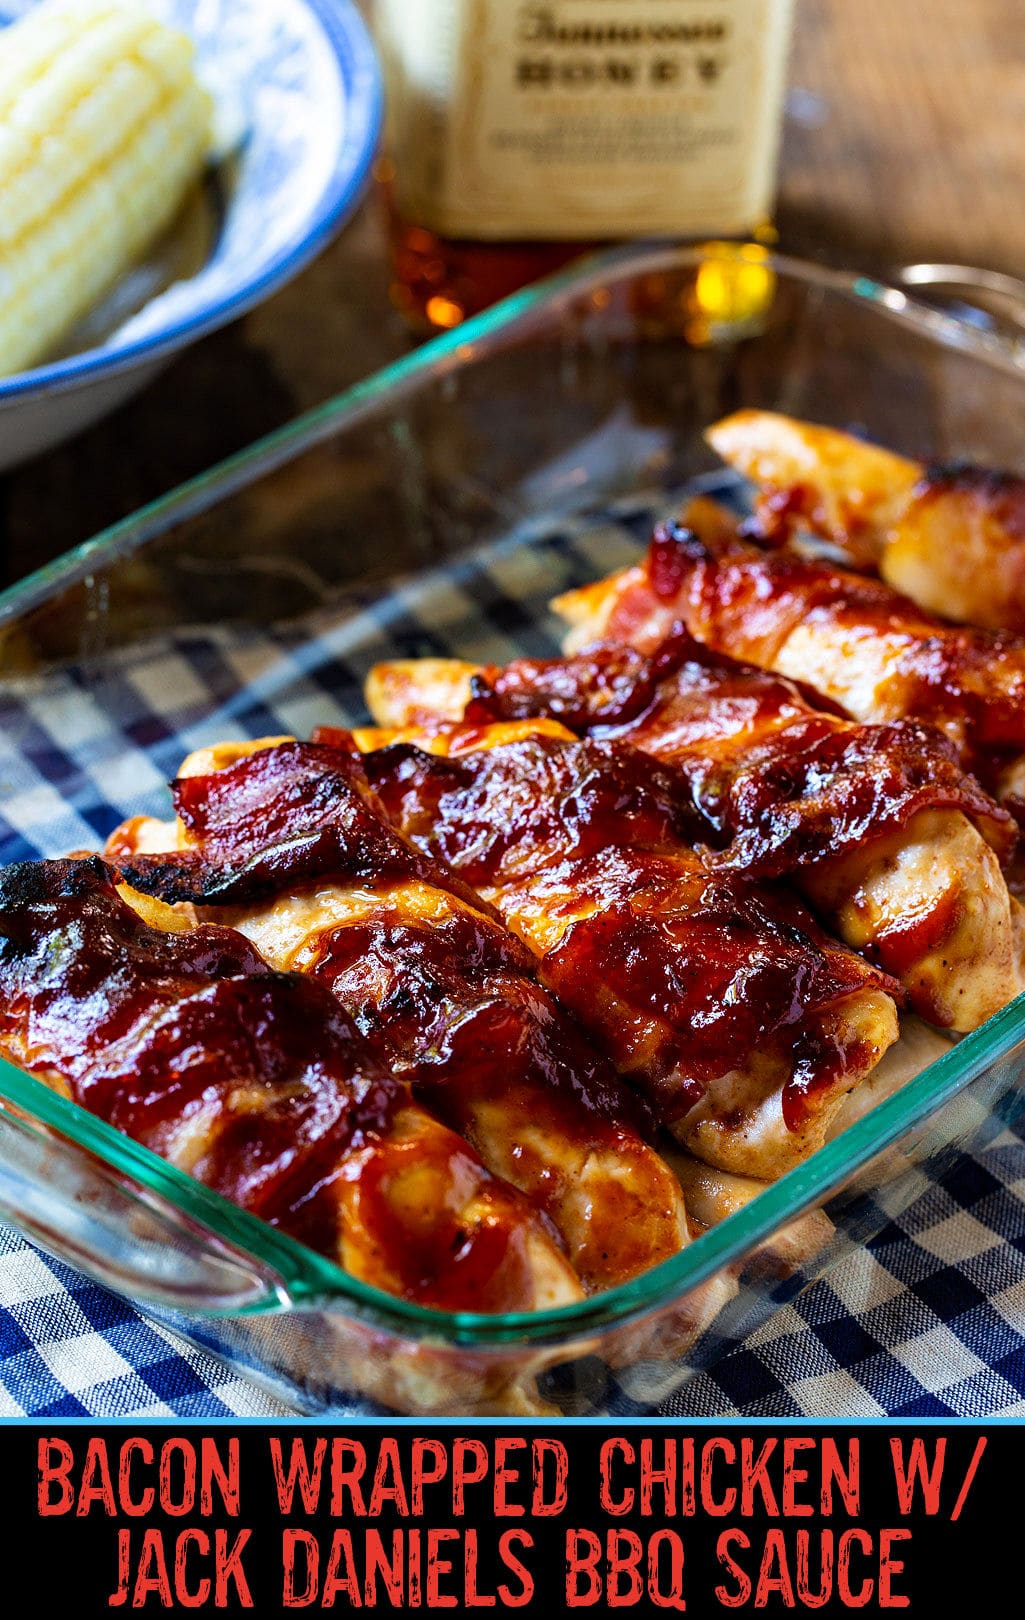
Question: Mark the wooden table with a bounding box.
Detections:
[3,0,1023,586]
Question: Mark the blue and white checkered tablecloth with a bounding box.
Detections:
[2,497,1025,1419]
[4,1120,1025,1418]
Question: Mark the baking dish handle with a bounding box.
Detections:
[0,1098,293,1316]
[895,262,1025,349]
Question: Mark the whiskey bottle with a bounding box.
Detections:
[374,0,795,331]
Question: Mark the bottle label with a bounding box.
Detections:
[377,0,794,240]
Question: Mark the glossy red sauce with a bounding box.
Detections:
[468,638,1015,874]
[121,742,485,914]
[117,743,655,1139]
[307,906,651,1135]
[0,858,397,1244]
[855,883,964,986]
[338,1134,540,1311]
[648,522,712,602]
[0,858,565,1310]
[624,525,1025,790]
[748,482,819,547]
[364,733,703,887]
[363,733,900,1126]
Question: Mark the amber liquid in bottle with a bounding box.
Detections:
[381,163,587,331]
[376,1,794,333]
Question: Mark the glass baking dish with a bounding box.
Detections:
[3,244,1025,1418]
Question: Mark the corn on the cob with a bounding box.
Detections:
[0,0,213,377]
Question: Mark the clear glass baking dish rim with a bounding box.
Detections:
[2,243,1025,1348]
[4,242,1025,630]
[3,1000,1024,1345]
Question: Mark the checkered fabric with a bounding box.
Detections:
[2,490,1025,1419]
[0,1226,292,1417]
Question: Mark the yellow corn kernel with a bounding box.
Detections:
[0,0,213,377]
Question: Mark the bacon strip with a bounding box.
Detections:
[463,635,1023,1030]
[364,632,1023,1032]
[543,518,1025,1025]
[114,737,482,912]
[707,410,1025,632]
[0,857,583,1315]
[556,516,1025,790]
[352,725,901,1181]
[113,742,690,1293]
[466,635,1016,872]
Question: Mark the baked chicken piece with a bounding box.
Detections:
[367,630,1022,1032]
[337,718,902,1182]
[708,410,1025,632]
[356,693,954,1262]
[0,857,583,1318]
[109,739,691,1295]
[552,506,1025,829]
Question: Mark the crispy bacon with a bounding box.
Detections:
[364,636,1024,1030]
[707,410,1025,632]
[0,858,583,1313]
[546,528,1025,1028]
[113,741,690,1292]
[360,730,901,1146]
[304,905,630,1122]
[121,740,486,913]
[119,742,649,1135]
[466,636,1017,876]
[576,520,1025,785]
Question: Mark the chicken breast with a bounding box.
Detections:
[0,857,582,1318]
[364,637,1022,1032]
[707,409,1025,633]
[345,719,902,1181]
[110,739,692,1296]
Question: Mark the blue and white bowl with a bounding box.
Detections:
[0,0,381,470]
